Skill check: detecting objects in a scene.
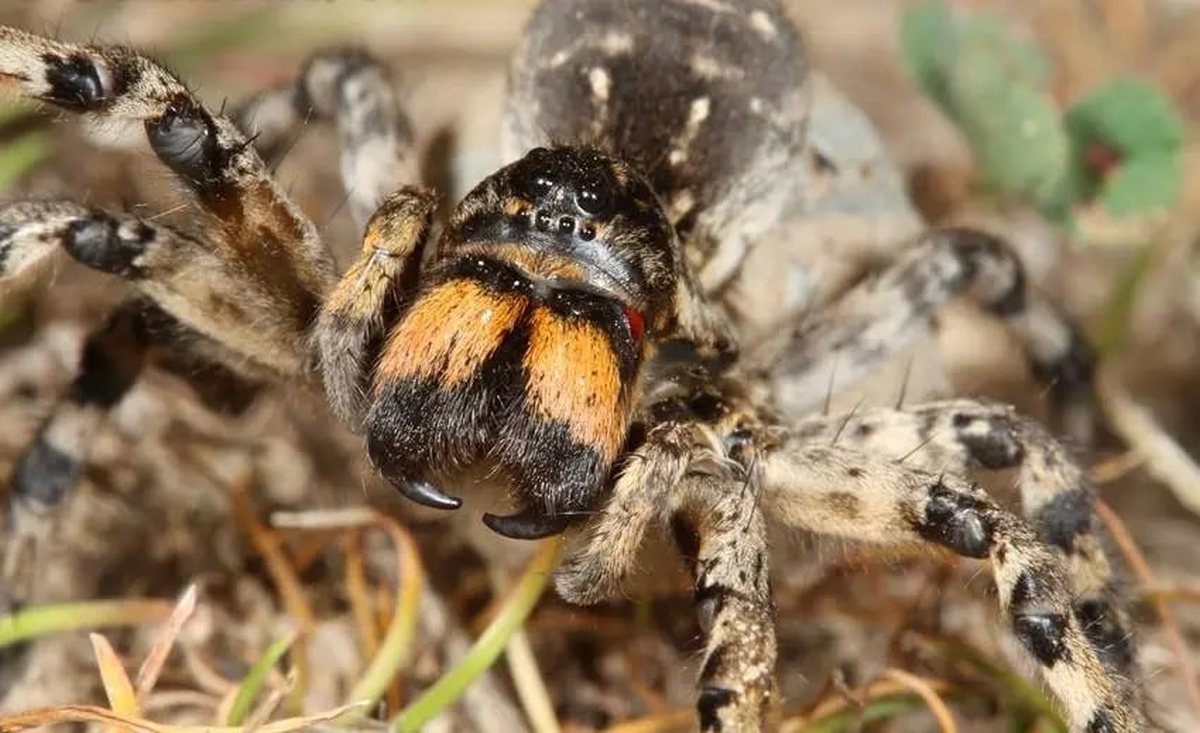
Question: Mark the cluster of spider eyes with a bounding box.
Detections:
[519,173,614,242]
[532,208,598,241]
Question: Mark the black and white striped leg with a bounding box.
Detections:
[0,25,335,323]
[555,416,776,731]
[750,228,1095,434]
[759,441,1142,732]
[672,474,776,732]
[236,48,418,230]
[0,200,308,375]
[795,399,1137,678]
[2,300,264,615]
[1,298,153,681]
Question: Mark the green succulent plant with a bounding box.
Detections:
[902,0,1184,225]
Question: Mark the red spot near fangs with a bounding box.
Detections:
[624,307,645,343]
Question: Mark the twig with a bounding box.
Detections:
[228,476,315,710]
[136,584,199,700]
[0,701,365,733]
[343,516,424,715]
[784,677,958,733]
[490,562,558,733]
[881,668,958,733]
[270,507,377,531]
[92,632,140,729]
[343,532,380,662]
[601,710,694,733]
[1143,582,1200,605]
[1087,450,1145,485]
[503,627,559,733]
[1096,369,1200,515]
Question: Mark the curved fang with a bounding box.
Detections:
[483,509,572,539]
[394,479,462,510]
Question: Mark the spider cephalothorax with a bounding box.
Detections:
[0,2,1146,731]
[362,145,690,539]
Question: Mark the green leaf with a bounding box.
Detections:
[227,633,296,725]
[1098,153,1180,216]
[900,0,954,108]
[1066,78,1183,154]
[0,598,173,648]
[1065,78,1184,216]
[899,2,1071,217]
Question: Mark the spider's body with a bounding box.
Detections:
[360,147,681,539]
[0,1,1143,731]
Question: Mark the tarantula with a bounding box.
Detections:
[0,0,1141,730]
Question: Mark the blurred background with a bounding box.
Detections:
[2,1,1200,731]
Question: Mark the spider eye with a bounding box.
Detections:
[530,175,554,196]
[575,183,612,217]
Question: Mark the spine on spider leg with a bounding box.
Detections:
[314,187,434,428]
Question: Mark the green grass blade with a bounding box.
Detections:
[0,598,173,648]
[227,633,297,726]
[390,537,562,733]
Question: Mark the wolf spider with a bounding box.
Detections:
[0,0,1140,730]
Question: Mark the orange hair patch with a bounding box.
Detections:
[523,306,627,460]
[375,279,526,389]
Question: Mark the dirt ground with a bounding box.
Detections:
[1,1,1200,731]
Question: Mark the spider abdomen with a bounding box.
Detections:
[365,251,642,538]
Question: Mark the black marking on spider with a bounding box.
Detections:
[1014,611,1070,667]
[1031,328,1097,407]
[951,413,1025,470]
[11,437,79,508]
[1008,572,1071,666]
[146,95,226,192]
[913,479,993,558]
[1087,707,1116,733]
[41,52,109,110]
[948,228,1029,316]
[1035,487,1093,553]
[697,685,735,732]
[64,214,149,278]
[0,223,14,272]
[695,583,728,634]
